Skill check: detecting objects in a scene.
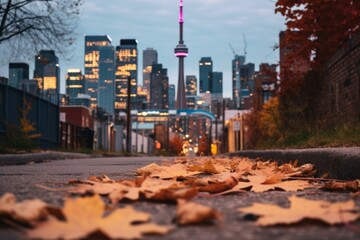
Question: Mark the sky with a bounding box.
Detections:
[0,0,285,98]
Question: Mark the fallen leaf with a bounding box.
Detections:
[149,163,201,179]
[238,195,360,226]
[176,200,222,225]
[194,173,239,194]
[321,180,360,192]
[0,193,49,226]
[28,195,171,240]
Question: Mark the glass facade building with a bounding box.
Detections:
[9,63,29,89]
[34,50,60,103]
[142,48,158,93]
[211,71,223,100]
[149,64,169,110]
[84,35,112,110]
[168,84,176,109]
[199,57,212,93]
[98,45,115,114]
[66,69,85,104]
[115,39,138,113]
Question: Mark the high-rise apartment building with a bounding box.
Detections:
[84,35,113,110]
[186,75,197,96]
[115,39,138,113]
[34,50,60,103]
[142,48,158,92]
[149,64,169,110]
[199,57,212,93]
[9,63,29,89]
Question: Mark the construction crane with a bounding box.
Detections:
[229,43,237,57]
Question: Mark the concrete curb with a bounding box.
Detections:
[0,152,92,166]
[226,147,360,180]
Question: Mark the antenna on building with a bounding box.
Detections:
[243,33,247,58]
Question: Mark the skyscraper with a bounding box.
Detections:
[9,63,29,89]
[186,75,197,96]
[84,35,112,109]
[115,39,138,113]
[149,64,169,110]
[211,71,223,100]
[66,69,84,100]
[34,50,60,103]
[98,45,115,114]
[143,48,158,92]
[232,55,245,101]
[174,0,188,110]
[169,84,176,109]
[199,57,212,93]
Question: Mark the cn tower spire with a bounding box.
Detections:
[175,0,188,110]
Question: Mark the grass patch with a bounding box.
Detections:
[255,123,360,149]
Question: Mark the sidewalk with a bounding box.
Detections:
[227,147,360,180]
[0,151,92,165]
[1,147,359,180]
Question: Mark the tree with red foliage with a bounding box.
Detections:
[276,0,360,69]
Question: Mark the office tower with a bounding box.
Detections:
[186,75,197,96]
[199,57,212,93]
[169,84,176,109]
[174,0,188,110]
[84,35,112,109]
[143,48,158,92]
[66,69,84,98]
[34,50,60,103]
[211,71,223,100]
[149,64,169,110]
[98,45,115,114]
[115,39,138,113]
[9,63,29,88]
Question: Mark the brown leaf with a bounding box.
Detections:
[321,180,360,192]
[28,195,171,240]
[0,193,49,226]
[238,195,360,226]
[176,200,222,225]
[196,173,239,194]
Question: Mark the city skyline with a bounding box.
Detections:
[0,0,285,98]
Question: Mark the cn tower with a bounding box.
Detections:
[175,0,188,110]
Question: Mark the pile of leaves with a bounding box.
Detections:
[1,157,360,239]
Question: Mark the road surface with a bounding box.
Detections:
[0,156,359,240]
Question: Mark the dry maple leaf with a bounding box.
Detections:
[192,173,239,194]
[238,195,360,226]
[149,163,201,179]
[176,199,222,225]
[28,195,171,240]
[219,173,312,195]
[0,193,50,226]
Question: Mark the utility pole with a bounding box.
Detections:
[126,76,131,153]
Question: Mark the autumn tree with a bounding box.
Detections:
[275,0,360,69]
[0,0,83,59]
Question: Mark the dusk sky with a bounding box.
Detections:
[0,0,285,98]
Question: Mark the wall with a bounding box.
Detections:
[315,34,360,126]
[0,83,59,148]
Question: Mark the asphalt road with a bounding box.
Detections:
[0,156,360,240]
